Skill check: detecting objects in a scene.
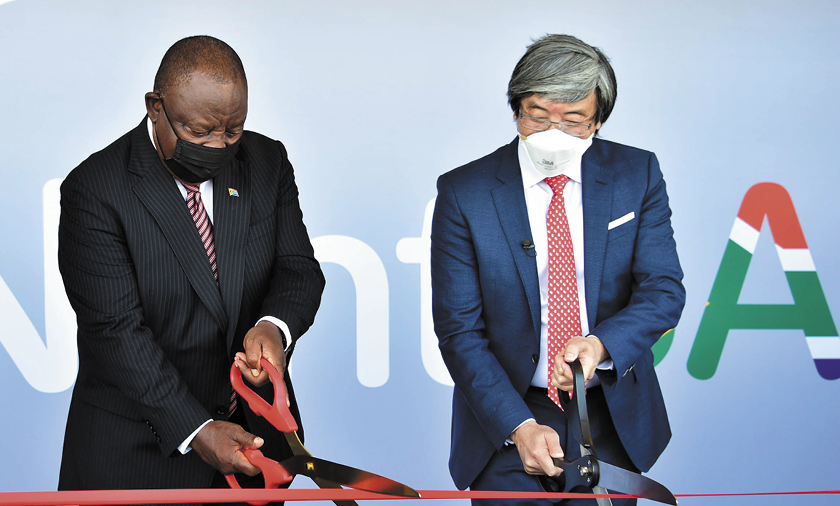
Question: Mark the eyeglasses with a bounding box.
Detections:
[517,112,593,138]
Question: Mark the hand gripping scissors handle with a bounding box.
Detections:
[228,357,297,433]
[540,359,678,506]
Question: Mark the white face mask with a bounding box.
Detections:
[520,128,593,177]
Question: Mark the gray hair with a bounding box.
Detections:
[507,34,617,126]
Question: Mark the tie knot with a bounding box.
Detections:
[183,183,200,195]
[544,175,569,194]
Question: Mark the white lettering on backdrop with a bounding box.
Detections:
[0,181,452,392]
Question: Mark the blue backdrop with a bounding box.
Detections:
[1,1,839,505]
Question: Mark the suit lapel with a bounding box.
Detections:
[581,140,614,327]
[491,140,541,343]
[214,155,251,351]
[128,120,229,333]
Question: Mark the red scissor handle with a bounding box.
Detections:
[225,448,294,505]
[229,357,298,433]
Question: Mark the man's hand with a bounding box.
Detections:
[509,421,564,476]
[237,321,287,388]
[191,421,264,476]
[551,336,608,393]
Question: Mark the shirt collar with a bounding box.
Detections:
[146,116,157,148]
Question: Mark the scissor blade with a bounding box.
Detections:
[281,433,358,506]
[279,455,421,498]
[283,431,312,457]
[597,461,677,505]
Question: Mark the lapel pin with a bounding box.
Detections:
[228,188,240,197]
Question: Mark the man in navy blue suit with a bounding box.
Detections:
[431,34,685,505]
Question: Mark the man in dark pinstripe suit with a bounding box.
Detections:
[57,36,325,497]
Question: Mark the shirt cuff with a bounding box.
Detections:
[596,359,615,370]
[505,418,536,446]
[257,316,291,352]
[178,419,213,455]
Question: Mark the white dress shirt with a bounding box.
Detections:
[518,138,593,389]
[507,137,619,442]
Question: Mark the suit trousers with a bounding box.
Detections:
[470,386,638,506]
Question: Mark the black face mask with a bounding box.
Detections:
[155,98,241,184]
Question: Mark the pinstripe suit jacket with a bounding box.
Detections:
[57,119,325,491]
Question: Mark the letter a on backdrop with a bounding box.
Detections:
[688,182,840,380]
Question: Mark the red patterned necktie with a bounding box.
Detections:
[544,175,581,408]
[183,183,218,286]
[183,183,236,414]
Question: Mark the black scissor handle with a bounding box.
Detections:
[559,358,595,454]
[543,359,601,493]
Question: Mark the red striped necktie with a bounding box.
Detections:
[183,183,236,415]
[183,183,219,286]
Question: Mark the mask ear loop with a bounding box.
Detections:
[152,117,166,158]
[151,93,177,161]
[156,93,187,144]
[150,94,199,183]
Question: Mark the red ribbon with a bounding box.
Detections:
[1,488,838,505]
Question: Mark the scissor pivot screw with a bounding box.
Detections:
[578,465,593,477]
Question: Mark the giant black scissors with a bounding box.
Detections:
[540,359,678,505]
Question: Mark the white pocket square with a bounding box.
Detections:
[608,212,635,230]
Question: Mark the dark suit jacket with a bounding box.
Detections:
[430,137,685,490]
[57,119,325,490]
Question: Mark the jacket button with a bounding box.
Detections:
[531,354,538,364]
[216,406,226,416]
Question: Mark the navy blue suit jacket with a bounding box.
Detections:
[431,137,685,490]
